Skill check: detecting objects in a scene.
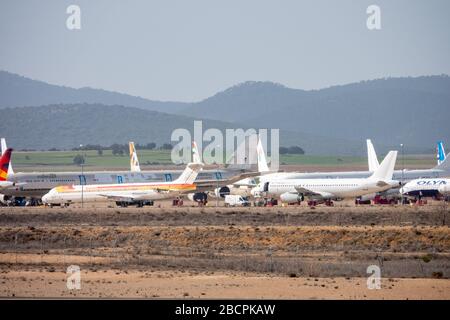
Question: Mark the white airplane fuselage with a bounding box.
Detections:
[259,178,399,200]
[42,182,197,204]
[402,178,450,198]
[259,168,446,183]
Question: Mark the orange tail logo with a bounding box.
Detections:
[0,148,13,181]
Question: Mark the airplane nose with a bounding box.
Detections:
[42,194,50,203]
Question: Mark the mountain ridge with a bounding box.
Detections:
[1,70,448,152]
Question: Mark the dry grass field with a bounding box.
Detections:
[0,202,449,299]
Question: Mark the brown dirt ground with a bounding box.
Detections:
[0,203,449,299]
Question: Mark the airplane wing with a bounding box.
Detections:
[98,194,137,202]
[98,189,184,202]
[194,171,260,190]
[294,186,334,199]
[376,180,389,187]
[231,180,257,188]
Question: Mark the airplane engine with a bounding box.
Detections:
[187,192,208,202]
[438,184,450,195]
[280,192,304,203]
[214,186,230,198]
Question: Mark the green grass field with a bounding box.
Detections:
[10,149,437,172]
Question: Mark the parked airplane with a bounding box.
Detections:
[253,151,399,205]
[255,139,381,183]
[256,140,449,184]
[42,142,204,206]
[0,148,14,189]
[0,138,256,204]
[401,178,450,198]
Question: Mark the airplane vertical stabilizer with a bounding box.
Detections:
[366,139,379,172]
[257,137,269,173]
[437,141,446,166]
[434,141,450,170]
[0,148,12,181]
[173,142,204,184]
[370,151,397,181]
[1,138,14,175]
[129,142,141,172]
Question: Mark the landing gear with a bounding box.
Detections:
[115,200,154,208]
[324,199,334,206]
[116,201,128,208]
[307,200,318,207]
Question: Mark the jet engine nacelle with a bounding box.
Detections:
[280,192,304,203]
[187,192,208,202]
[439,184,450,195]
[214,186,231,198]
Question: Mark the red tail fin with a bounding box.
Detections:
[0,148,13,181]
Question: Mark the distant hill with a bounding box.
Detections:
[1,103,374,155]
[176,77,450,148]
[1,70,447,153]
[0,71,189,113]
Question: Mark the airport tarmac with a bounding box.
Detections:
[0,201,449,299]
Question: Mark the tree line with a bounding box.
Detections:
[70,142,173,155]
[279,146,305,155]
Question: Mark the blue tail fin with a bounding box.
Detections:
[437,141,446,166]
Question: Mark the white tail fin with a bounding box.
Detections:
[173,141,204,184]
[256,137,269,173]
[191,141,201,164]
[129,142,141,172]
[370,151,397,181]
[1,138,14,175]
[366,139,379,172]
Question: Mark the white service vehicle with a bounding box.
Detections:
[224,195,250,207]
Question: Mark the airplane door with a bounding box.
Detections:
[215,172,223,180]
[117,176,123,184]
[263,182,270,192]
[78,175,86,185]
[164,174,173,182]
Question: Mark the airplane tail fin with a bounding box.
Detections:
[366,139,379,172]
[129,142,141,172]
[437,141,446,166]
[1,138,14,175]
[434,141,450,170]
[0,148,13,181]
[191,141,201,164]
[369,151,397,181]
[256,137,269,173]
[173,141,204,184]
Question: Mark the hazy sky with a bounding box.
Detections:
[1,0,449,101]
